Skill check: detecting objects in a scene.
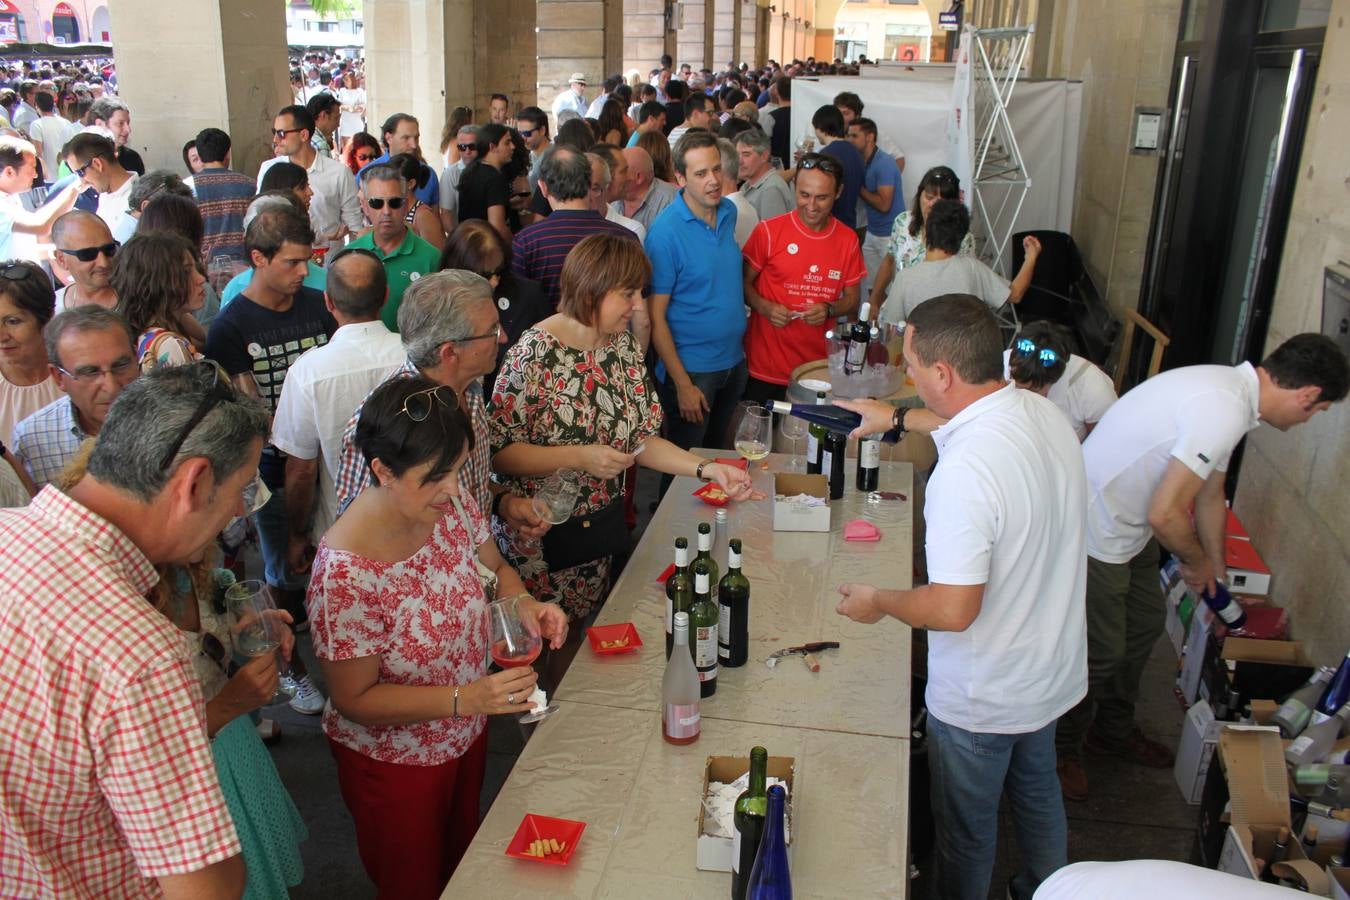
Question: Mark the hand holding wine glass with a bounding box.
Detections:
[224,579,298,705]
[487,595,559,723]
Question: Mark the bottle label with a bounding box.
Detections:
[699,531,711,551]
[806,433,819,462]
[821,449,832,475]
[675,546,688,566]
[729,548,741,568]
[695,626,719,680]
[1290,735,1316,755]
[1216,601,1244,626]
[718,603,731,656]
[732,827,742,874]
[664,703,700,739]
[860,439,880,468]
[1311,711,1333,727]
[665,595,672,635]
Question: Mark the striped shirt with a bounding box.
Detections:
[334,360,494,519]
[11,394,87,489]
[510,209,637,310]
[192,167,256,266]
[0,488,240,896]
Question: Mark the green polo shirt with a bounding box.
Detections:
[347,228,441,332]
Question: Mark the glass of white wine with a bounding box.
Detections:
[526,468,581,549]
[223,579,297,705]
[734,406,772,494]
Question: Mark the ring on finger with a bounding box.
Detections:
[507,693,515,704]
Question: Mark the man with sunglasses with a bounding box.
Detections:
[346,164,440,332]
[12,306,139,488]
[50,210,117,311]
[438,124,479,236]
[61,132,135,244]
[257,104,363,255]
[516,106,551,191]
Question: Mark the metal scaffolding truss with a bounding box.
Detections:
[967,25,1034,281]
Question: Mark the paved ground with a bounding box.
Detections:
[261,467,1194,899]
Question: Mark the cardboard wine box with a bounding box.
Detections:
[696,754,795,873]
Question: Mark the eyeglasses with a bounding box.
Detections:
[455,322,503,344]
[56,357,137,383]
[72,161,92,179]
[158,362,237,470]
[272,127,304,139]
[1013,337,1060,367]
[397,385,458,422]
[365,196,406,210]
[57,241,118,263]
[456,143,476,153]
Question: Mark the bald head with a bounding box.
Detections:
[327,247,389,320]
[622,147,653,201]
[52,210,116,294]
[51,209,112,250]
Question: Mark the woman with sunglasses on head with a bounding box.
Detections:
[489,235,754,681]
[0,261,64,447]
[308,375,567,899]
[1004,321,1116,441]
[439,220,547,388]
[343,132,382,177]
[112,232,207,371]
[50,434,308,900]
[388,152,447,252]
[866,165,977,315]
[438,105,474,170]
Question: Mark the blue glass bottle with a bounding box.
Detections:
[1201,582,1246,629]
[1312,649,1350,726]
[746,784,791,899]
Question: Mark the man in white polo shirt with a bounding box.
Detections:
[835,294,1088,900]
[1055,333,1350,802]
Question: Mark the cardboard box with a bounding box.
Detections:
[1211,726,1312,880]
[771,474,830,533]
[1226,535,1272,596]
[1178,604,1215,706]
[696,754,795,873]
[1222,638,1314,707]
[1175,700,1224,804]
[1227,508,1250,540]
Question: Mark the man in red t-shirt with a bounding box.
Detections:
[741,153,865,403]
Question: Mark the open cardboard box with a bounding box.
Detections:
[1221,638,1314,707]
[1174,700,1223,804]
[1213,726,1328,892]
[772,474,830,533]
[696,754,795,873]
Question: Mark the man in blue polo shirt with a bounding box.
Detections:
[356,112,440,207]
[848,116,903,298]
[648,130,747,493]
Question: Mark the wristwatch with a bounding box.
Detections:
[695,461,711,481]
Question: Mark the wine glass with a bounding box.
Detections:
[734,406,772,493]
[779,413,807,472]
[487,595,557,723]
[223,579,298,705]
[208,255,236,294]
[526,467,581,549]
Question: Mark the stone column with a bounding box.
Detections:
[677,0,706,69]
[536,0,605,115]
[109,0,290,178]
[712,0,734,69]
[624,0,668,77]
[476,0,537,119]
[364,0,474,166]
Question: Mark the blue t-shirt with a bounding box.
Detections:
[862,148,904,237]
[646,191,746,376]
[820,138,865,230]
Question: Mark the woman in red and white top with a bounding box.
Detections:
[307,375,567,899]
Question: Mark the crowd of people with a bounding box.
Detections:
[0,48,1347,900]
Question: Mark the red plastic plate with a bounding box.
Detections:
[693,481,731,506]
[505,813,586,865]
[587,622,643,655]
[713,457,749,469]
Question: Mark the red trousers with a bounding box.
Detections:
[329,732,488,899]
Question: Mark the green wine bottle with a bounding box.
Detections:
[665,536,692,659]
[805,390,827,474]
[695,521,720,601]
[690,559,718,698]
[718,538,750,668]
[732,746,769,900]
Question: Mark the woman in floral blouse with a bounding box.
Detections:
[866,165,976,314]
[307,375,567,899]
[489,234,754,673]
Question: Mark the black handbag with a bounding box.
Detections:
[541,499,626,571]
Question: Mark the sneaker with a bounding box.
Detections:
[288,675,325,715]
[1084,725,1174,768]
[1057,755,1088,802]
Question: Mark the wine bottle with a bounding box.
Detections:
[1293,764,1350,791]
[714,508,729,569]
[1285,703,1350,767]
[696,521,720,601]
[732,746,769,900]
[1302,824,1319,856]
[805,391,827,475]
[856,432,880,492]
[865,323,889,367]
[746,783,791,899]
[769,398,862,435]
[663,611,700,745]
[665,537,692,658]
[822,430,845,500]
[718,538,750,668]
[690,560,718,698]
[1313,648,1350,726]
[1272,666,1336,738]
[1201,582,1247,629]
[1259,826,1290,883]
[844,303,870,375]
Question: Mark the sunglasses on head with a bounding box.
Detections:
[1,263,36,282]
[398,385,459,422]
[1013,337,1060,367]
[797,154,842,177]
[366,196,406,210]
[159,361,238,470]
[59,241,118,263]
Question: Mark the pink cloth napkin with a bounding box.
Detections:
[843,519,881,542]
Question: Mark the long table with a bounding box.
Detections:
[443,454,914,898]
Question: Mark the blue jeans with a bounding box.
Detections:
[657,360,748,491]
[252,483,307,591]
[928,715,1067,900]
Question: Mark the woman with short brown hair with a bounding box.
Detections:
[488,234,753,652]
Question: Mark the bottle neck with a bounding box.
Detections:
[674,625,690,646]
[675,547,688,567]
[728,551,741,572]
[748,751,767,795]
